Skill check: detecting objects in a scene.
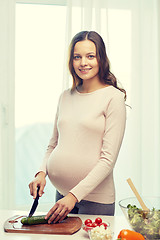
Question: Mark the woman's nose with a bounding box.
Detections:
[80,57,87,66]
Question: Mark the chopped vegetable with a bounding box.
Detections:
[90,225,113,240]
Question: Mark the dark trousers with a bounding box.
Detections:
[56,191,115,216]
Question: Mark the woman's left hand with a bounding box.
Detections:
[45,192,78,224]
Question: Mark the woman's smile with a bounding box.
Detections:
[79,68,92,74]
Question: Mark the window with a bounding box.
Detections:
[15,2,66,209]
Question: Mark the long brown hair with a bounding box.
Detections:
[68,31,126,100]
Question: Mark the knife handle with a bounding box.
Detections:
[37,186,40,198]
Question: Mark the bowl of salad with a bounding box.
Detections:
[119,197,160,239]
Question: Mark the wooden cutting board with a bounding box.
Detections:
[4,215,82,235]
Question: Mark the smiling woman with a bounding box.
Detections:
[28,30,126,223]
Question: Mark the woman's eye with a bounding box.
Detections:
[88,55,95,59]
[73,55,80,60]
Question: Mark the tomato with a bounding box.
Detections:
[92,222,98,227]
[84,219,92,225]
[83,226,90,232]
[95,217,102,225]
[99,222,108,229]
[83,217,110,233]
[86,223,93,227]
[83,221,93,232]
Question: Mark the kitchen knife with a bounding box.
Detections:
[28,186,40,217]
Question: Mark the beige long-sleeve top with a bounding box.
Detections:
[39,86,126,204]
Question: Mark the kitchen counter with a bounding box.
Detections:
[0,210,130,239]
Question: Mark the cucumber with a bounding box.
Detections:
[21,215,48,225]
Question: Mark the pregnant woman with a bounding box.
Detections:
[29,31,126,224]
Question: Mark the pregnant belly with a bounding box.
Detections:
[46,149,96,194]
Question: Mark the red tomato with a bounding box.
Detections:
[83,222,93,232]
[95,217,102,225]
[84,219,92,225]
[83,226,89,232]
[99,222,108,229]
[92,222,98,227]
[86,223,93,227]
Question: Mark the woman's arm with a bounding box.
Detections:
[38,112,59,175]
[29,94,61,198]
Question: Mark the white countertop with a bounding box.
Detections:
[0,210,130,239]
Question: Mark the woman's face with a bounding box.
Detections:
[73,40,99,83]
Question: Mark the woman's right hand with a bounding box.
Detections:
[29,171,46,199]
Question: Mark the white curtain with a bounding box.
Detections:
[138,0,160,196]
[63,0,110,89]
[63,0,160,214]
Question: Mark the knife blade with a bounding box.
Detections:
[28,186,40,217]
